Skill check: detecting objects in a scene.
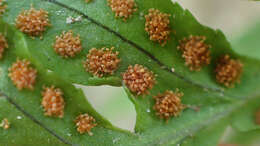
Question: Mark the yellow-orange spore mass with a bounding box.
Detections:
[122,64,155,95]
[153,90,184,120]
[0,33,8,59]
[41,86,65,118]
[215,55,243,87]
[178,35,211,71]
[75,113,97,135]
[84,47,120,77]
[53,31,83,58]
[0,118,10,130]
[0,0,7,15]
[145,8,171,46]
[15,7,50,37]
[107,0,137,21]
[8,59,37,90]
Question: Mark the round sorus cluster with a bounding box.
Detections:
[0,33,8,59]
[107,0,137,21]
[41,86,65,118]
[0,118,10,130]
[153,90,184,121]
[15,6,50,37]
[84,47,120,77]
[145,8,171,46]
[53,30,83,58]
[122,64,155,95]
[215,55,243,87]
[178,35,211,71]
[8,59,37,90]
[0,0,7,16]
[75,113,97,135]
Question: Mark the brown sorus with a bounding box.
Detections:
[215,55,243,87]
[0,118,10,130]
[0,0,7,16]
[145,8,171,46]
[53,30,83,58]
[153,90,184,121]
[122,64,155,95]
[8,59,37,90]
[15,6,50,37]
[41,86,65,118]
[107,0,137,21]
[84,47,120,77]
[0,33,8,59]
[75,113,97,135]
[178,35,211,71]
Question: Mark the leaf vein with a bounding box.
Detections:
[0,92,75,146]
[42,0,224,95]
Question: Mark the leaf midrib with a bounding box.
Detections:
[3,90,259,146]
[3,0,259,145]
[41,0,224,95]
[0,92,74,146]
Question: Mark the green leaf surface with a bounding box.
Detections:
[231,96,260,132]
[180,115,230,146]
[2,0,260,99]
[0,18,235,146]
[177,96,260,146]
[232,21,260,60]
[0,0,260,145]
[0,22,132,145]
[220,129,260,146]
[0,97,64,146]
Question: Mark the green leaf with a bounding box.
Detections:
[0,97,64,146]
[220,129,260,146]
[0,19,235,145]
[180,114,231,146]
[232,21,260,60]
[178,97,260,146]
[2,0,260,98]
[231,96,260,132]
[0,0,260,145]
[0,22,132,145]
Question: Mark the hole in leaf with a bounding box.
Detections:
[74,84,136,132]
